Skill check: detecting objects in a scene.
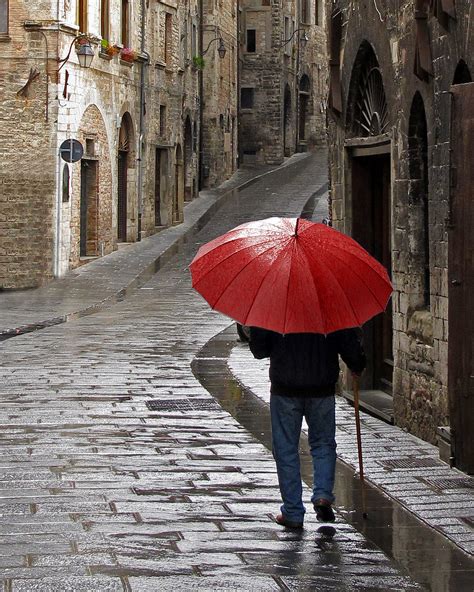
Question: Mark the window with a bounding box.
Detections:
[284,16,292,55]
[241,88,254,109]
[121,0,130,47]
[77,0,87,33]
[101,0,110,39]
[301,0,310,24]
[159,105,167,136]
[315,0,323,26]
[165,13,172,65]
[62,165,70,203]
[0,0,8,35]
[246,29,256,53]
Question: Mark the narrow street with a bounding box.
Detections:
[0,152,471,591]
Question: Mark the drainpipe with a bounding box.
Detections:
[137,0,147,241]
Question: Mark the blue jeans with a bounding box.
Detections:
[270,394,336,523]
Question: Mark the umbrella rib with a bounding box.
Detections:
[311,244,390,320]
[212,239,292,314]
[192,236,285,286]
[323,246,390,310]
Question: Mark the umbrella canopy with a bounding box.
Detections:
[190,217,392,335]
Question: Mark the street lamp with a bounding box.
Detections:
[58,35,95,71]
[202,35,226,59]
[279,29,309,49]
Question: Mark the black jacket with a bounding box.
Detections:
[249,327,366,397]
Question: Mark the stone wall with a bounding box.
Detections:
[239,0,327,165]
[326,0,473,444]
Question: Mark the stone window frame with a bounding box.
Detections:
[300,0,310,24]
[246,28,256,53]
[315,0,324,27]
[240,87,255,110]
[0,0,8,37]
[164,12,173,66]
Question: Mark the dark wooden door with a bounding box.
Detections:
[155,148,161,226]
[117,151,128,242]
[80,161,89,257]
[448,82,474,473]
[352,153,393,393]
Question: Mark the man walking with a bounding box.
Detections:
[249,327,366,529]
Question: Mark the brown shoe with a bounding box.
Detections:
[275,513,303,529]
[313,499,335,523]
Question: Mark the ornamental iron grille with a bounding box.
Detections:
[346,42,389,138]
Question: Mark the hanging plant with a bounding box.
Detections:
[192,55,205,69]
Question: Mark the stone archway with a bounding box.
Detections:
[407,91,430,309]
[70,104,112,268]
[346,41,389,138]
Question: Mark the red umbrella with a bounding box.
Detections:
[190,217,392,335]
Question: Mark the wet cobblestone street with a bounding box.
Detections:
[0,152,470,590]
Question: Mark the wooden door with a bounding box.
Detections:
[448,82,474,473]
[117,151,128,242]
[352,152,393,393]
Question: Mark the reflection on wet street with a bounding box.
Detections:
[193,326,474,591]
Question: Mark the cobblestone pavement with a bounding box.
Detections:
[0,150,454,590]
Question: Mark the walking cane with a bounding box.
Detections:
[353,374,368,519]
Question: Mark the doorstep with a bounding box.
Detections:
[342,388,393,424]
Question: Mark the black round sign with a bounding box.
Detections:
[59,139,84,163]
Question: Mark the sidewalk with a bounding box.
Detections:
[228,342,474,563]
[0,155,307,340]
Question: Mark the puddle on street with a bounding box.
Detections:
[192,326,474,592]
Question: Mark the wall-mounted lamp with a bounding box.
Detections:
[58,35,95,71]
[202,36,226,59]
[279,29,309,49]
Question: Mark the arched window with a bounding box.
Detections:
[408,92,430,308]
[453,60,472,85]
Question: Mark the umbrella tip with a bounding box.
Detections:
[294,218,300,237]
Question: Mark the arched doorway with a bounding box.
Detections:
[117,113,133,242]
[283,84,292,157]
[298,75,311,146]
[346,42,392,395]
[184,116,193,201]
[173,144,184,224]
[408,92,430,309]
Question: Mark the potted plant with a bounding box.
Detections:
[101,39,120,57]
[120,47,137,63]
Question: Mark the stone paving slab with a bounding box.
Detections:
[0,151,431,591]
[228,342,474,559]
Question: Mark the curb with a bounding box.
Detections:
[0,154,316,342]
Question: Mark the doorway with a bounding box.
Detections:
[80,159,98,257]
[448,82,474,473]
[117,151,128,242]
[351,151,393,394]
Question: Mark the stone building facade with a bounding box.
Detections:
[1,0,236,289]
[239,0,327,165]
[325,0,473,471]
[200,0,238,189]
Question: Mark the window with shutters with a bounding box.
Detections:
[101,0,110,39]
[77,0,87,33]
[121,0,130,47]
